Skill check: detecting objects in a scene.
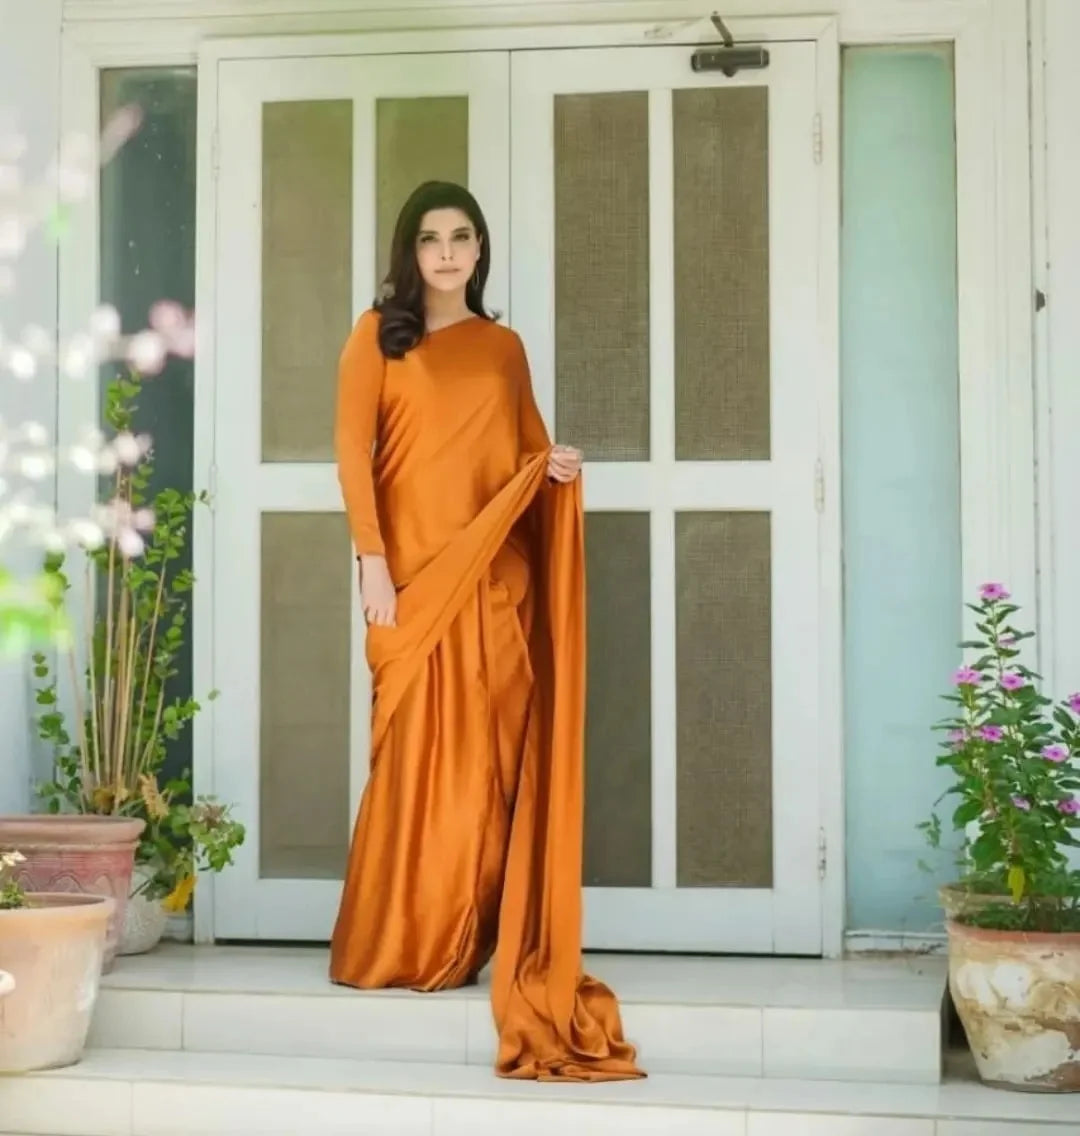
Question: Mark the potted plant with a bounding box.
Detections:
[0,849,113,1072]
[0,394,154,973]
[120,779,245,956]
[0,373,231,970]
[923,582,1080,1091]
[0,102,209,977]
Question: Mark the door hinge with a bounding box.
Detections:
[814,458,825,514]
[210,127,220,179]
[817,828,827,880]
[812,112,823,165]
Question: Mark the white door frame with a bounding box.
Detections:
[54,0,1033,959]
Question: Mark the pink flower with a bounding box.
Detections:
[977,725,1005,742]
[1000,672,1025,692]
[149,300,196,359]
[953,667,983,687]
[947,728,969,747]
[979,582,1011,602]
[1012,796,1031,811]
[1058,797,1080,816]
[1067,693,1080,715]
[1041,744,1069,764]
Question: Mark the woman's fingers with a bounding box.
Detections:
[363,603,396,627]
[547,450,582,482]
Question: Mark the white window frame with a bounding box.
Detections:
[1031,0,1080,699]
[55,0,1034,959]
[1030,0,1080,880]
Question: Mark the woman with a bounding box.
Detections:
[329,181,643,1083]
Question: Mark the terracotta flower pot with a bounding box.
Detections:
[947,919,1080,1091]
[0,893,113,1072]
[0,814,144,972]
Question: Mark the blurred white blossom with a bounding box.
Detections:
[111,431,150,467]
[0,101,192,653]
[61,332,94,379]
[0,215,25,259]
[6,345,34,381]
[89,303,121,344]
[67,518,105,549]
[126,329,167,375]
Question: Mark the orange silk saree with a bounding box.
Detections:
[328,311,644,1082]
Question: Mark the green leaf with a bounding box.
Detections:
[952,799,984,827]
[1008,865,1026,902]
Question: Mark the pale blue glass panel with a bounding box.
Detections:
[841,45,962,933]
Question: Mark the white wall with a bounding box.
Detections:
[1039,0,1080,698]
[0,1,62,812]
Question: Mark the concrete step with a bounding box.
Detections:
[3,1047,1078,1136]
[88,945,947,1084]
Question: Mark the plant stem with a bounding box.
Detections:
[133,558,167,778]
[83,555,102,795]
[65,630,91,804]
[114,571,140,809]
[100,468,121,784]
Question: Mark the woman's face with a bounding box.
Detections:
[414,207,481,294]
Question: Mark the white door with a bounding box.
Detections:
[207,52,510,939]
[204,40,827,954]
[511,45,824,953]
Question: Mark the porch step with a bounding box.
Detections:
[3,1047,1079,1136]
[88,945,947,1084]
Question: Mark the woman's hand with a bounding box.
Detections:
[359,554,397,627]
[547,444,583,483]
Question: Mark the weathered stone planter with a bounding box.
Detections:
[0,815,144,972]
[0,893,113,1072]
[119,864,168,956]
[948,919,1080,1091]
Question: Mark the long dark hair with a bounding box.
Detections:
[374,180,493,359]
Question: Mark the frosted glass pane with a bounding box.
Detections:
[375,97,469,288]
[554,92,650,461]
[583,513,651,888]
[676,512,772,888]
[261,100,352,463]
[673,87,770,461]
[841,45,960,932]
[260,513,352,879]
